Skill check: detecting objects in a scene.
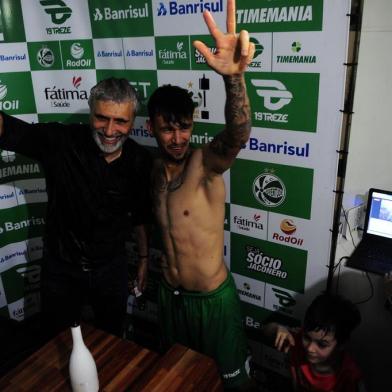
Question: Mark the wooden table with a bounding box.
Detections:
[0,323,223,391]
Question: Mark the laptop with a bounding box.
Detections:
[346,188,392,275]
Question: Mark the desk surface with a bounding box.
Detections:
[0,323,223,391]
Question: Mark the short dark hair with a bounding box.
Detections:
[303,293,361,345]
[88,77,139,112]
[147,85,195,124]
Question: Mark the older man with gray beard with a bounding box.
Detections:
[0,78,152,338]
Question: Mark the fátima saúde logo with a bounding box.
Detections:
[253,171,286,207]
[44,76,87,108]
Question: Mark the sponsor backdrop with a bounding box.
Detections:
[0,0,350,362]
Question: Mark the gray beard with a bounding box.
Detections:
[92,129,128,154]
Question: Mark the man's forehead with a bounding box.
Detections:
[93,99,135,115]
[155,113,193,125]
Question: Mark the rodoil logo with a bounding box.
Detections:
[0,82,19,111]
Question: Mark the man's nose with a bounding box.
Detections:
[104,119,115,136]
[172,130,181,144]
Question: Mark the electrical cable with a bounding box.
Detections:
[342,207,357,247]
[354,272,374,305]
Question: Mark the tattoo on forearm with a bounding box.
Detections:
[209,75,251,158]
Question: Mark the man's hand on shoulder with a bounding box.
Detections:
[192,0,255,76]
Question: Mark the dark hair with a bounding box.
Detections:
[147,85,195,124]
[303,293,361,345]
[88,77,139,112]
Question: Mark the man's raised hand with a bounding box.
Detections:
[193,0,255,76]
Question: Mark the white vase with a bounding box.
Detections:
[69,324,99,392]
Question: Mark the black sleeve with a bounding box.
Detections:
[0,111,66,162]
[131,145,154,226]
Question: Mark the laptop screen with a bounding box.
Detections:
[366,190,392,239]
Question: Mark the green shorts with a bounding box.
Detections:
[158,273,250,388]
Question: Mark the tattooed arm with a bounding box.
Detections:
[203,75,251,174]
[193,0,254,174]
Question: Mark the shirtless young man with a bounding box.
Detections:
[146,0,255,388]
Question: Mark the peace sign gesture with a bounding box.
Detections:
[193,0,255,76]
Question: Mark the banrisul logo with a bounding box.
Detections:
[231,159,313,219]
[90,0,153,38]
[93,2,148,21]
[236,0,323,32]
[157,0,223,16]
[40,0,72,35]
[155,36,189,70]
[277,41,316,65]
[246,72,319,132]
[244,137,310,158]
[272,219,304,247]
[61,40,94,69]
[253,171,286,208]
[44,76,88,108]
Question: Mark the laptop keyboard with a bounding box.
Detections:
[366,248,391,263]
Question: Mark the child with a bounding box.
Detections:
[263,293,366,392]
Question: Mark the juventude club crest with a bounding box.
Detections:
[253,172,286,207]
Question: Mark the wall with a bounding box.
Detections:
[335,1,392,391]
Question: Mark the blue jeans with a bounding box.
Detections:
[40,252,129,338]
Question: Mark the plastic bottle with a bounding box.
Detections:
[69,324,99,392]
